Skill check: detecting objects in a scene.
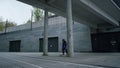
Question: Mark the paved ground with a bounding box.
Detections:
[0,52,120,68]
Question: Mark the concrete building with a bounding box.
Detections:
[0,16,91,52]
[17,0,120,57]
[0,0,120,57]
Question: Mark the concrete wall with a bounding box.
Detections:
[0,16,92,52]
[58,22,92,52]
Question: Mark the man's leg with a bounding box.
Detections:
[62,49,65,55]
[66,49,68,55]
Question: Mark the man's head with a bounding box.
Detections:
[62,39,65,42]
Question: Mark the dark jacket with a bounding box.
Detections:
[62,40,67,49]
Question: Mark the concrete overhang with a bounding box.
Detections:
[18,0,120,28]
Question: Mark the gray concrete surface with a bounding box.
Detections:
[0,52,120,68]
[0,53,104,68]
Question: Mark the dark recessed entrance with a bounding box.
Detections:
[39,37,58,52]
[91,32,120,52]
[9,40,21,52]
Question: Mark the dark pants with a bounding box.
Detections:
[62,48,68,55]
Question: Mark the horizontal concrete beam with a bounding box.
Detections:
[80,0,119,26]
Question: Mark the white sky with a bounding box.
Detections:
[0,0,33,25]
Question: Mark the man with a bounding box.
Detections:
[62,39,68,55]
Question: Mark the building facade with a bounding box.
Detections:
[0,16,92,52]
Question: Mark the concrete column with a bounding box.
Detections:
[43,9,48,56]
[66,0,74,57]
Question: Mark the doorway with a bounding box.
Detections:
[39,37,58,52]
[91,32,120,52]
[9,40,21,52]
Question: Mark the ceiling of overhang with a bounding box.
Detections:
[113,0,120,8]
[18,0,120,28]
[91,0,120,22]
